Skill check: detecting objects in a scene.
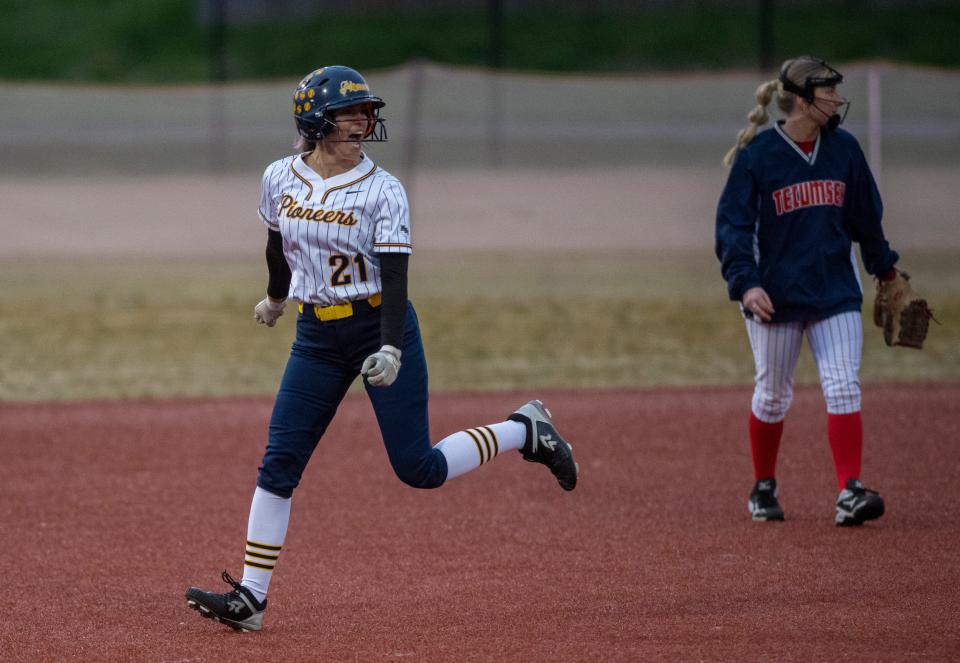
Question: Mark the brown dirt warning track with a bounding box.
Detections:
[2,384,959,662]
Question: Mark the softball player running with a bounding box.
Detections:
[716,56,898,527]
[184,66,578,632]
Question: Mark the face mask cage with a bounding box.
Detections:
[778,57,844,103]
[322,105,388,142]
[296,103,389,142]
[779,57,849,129]
[824,100,850,130]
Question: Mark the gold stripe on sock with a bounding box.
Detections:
[247,540,282,552]
[481,426,500,458]
[472,428,493,462]
[464,428,488,464]
[244,560,275,571]
[245,550,279,561]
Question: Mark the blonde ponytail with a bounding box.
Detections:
[723,56,838,166]
[723,79,780,166]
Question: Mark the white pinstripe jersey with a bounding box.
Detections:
[258,153,412,306]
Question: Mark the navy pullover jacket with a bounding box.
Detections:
[716,122,898,323]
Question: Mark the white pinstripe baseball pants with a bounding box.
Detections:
[745,311,862,423]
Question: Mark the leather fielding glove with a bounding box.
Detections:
[361,345,402,387]
[254,297,287,327]
[873,269,937,349]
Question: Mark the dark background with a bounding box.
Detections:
[2,0,957,83]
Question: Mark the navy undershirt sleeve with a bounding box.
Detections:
[378,253,409,349]
[265,229,292,300]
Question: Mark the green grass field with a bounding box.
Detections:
[2,2,958,82]
[1,251,956,401]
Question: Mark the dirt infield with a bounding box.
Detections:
[2,166,959,258]
[3,384,958,662]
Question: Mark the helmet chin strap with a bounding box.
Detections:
[808,98,844,132]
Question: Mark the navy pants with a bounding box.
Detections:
[257,300,448,498]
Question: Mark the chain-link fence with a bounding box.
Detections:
[2,61,957,176]
[1,62,957,254]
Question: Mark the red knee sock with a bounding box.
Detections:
[749,412,784,480]
[827,411,863,489]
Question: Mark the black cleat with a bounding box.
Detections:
[835,479,885,526]
[508,400,579,491]
[748,478,785,521]
[185,570,267,632]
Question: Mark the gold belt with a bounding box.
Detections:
[298,293,382,321]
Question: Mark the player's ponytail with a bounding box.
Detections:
[723,79,779,166]
[723,56,839,166]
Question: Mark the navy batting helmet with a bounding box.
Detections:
[293,66,387,142]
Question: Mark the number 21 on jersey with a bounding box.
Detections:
[329,253,368,286]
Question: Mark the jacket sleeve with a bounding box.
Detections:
[845,141,899,275]
[715,150,762,302]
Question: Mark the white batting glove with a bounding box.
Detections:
[361,345,402,387]
[254,297,287,327]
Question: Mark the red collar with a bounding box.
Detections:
[796,139,816,155]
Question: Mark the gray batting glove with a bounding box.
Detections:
[254,296,287,327]
[361,345,402,387]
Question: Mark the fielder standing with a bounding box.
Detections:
[716,55,901,527]
[184,65,579,632]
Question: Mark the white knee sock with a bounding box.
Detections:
[240,486,291,602]
[434,420,525,481]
